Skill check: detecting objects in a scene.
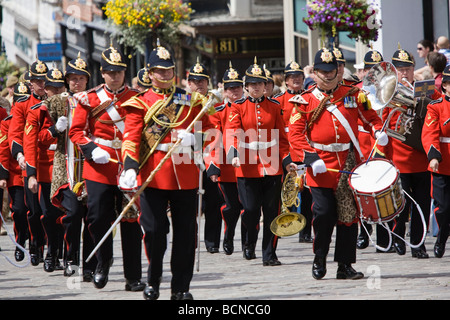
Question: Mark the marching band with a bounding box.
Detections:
[0,41,449,300]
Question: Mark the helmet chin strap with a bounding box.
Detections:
[314,69,338,85]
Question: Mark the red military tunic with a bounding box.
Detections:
[206,101,237,183]
[274,89,300,129]
[288,85,383,189]
[0,115,23,187]
[23,102,57,183]
[227,95,290,178]
[68,84,138,185]
[380,90,442,173]
[121,86,213,190]
[421,96,450,175]
[8,93,45,173]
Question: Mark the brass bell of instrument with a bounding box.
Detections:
[270,170,306,237]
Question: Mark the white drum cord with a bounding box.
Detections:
[361,189,427,251]
[0,213,30,268]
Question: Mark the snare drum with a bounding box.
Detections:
[348,159,405,224]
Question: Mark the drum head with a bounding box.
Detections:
[350,159,397,193]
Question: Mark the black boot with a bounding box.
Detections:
[336,263,364,280]
[312,255,326,280]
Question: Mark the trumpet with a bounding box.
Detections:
[270,170,306,237]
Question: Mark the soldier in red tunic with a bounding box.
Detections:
[228,58,295,266]
[120,44,214,300]
[421,65,450,258]
[24,67,66,272]
[68,46,142,289]
[9,60,48,265]
[289,48,387,280]
[0,82,31,262]
[187,59,223,254]
[274,61,314,243]
[380,48,441,258]
[207,62,245,255]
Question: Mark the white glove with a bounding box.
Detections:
[91,147,110,164]
[310,159,327,176]
[55,116,68,133]
[120,169,137,189]
[177,129,196,147]
[375,131,389,146]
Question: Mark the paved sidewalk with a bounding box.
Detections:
[0,218,449,300]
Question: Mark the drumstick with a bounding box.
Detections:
[366,118,389,165]
[109,158,123,165]
[327,168,358,175]
[304,164,357,175]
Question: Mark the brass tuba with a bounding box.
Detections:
[362,61,432,152]
[270,170,306,237]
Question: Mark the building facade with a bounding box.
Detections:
[283,0,450,71]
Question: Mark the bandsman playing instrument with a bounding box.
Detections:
[207,62,245,255]
[274,60,313,243]
[228,58,295,266]
[9,59,48,266]
[0,82,31,262]
[24,67,66,272]
[120,44,214,300]
[68,46,144,290]
[187,59,223,254]
[421,65,450,258]
[288,48,387,280]
[50,54,97,280]
[340,49,392,251]
[379,48,441,258]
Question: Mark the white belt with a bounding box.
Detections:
[310,141,351,152]
[440,137,450,143]
[93,137,122,149]
[48,144,57,151]
[155,143,192,154]
[239,139,277,151]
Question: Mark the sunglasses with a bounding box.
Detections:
[417,47,424,51]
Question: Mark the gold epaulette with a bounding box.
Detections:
[121,94,149,110]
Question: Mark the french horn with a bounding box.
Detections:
[270,170,306,237]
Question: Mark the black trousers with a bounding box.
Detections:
[139,187,197,293]
[237,175,281,262]
[60,187,97,272]
[24,176,45,249]
[392,172,430,246]
[85,179,142,281]
[218,181,245,245]
[431,173,450,245]
[9,186,29,246]
[203,175,223,249]
[299,187,313,237]
[39,182,64,256]
[310,187,358,264]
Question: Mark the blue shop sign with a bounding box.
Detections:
[37,43,62,62]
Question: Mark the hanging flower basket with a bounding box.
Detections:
[303,0,382,47]
[104,0,193,53]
